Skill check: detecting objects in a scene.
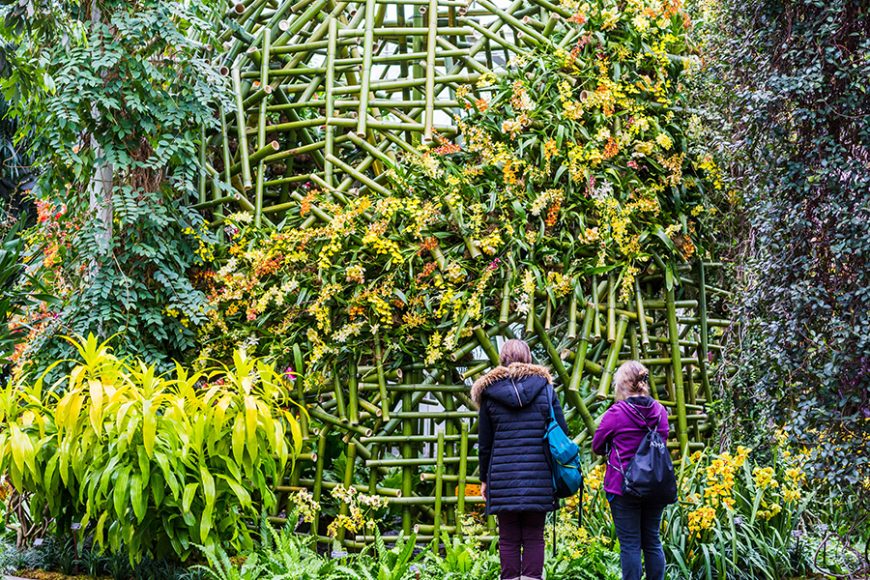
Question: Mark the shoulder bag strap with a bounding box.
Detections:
[624,399,657,433]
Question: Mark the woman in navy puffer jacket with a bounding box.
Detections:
[472,339,569,580]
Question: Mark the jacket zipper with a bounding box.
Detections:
[510,379,522,406]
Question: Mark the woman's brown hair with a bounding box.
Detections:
[499,339,532,366]
[613,361,651,400]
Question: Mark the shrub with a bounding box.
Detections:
[698,0,870,494]
[0,334,305,563]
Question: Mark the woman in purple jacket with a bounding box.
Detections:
[592,361,669,580]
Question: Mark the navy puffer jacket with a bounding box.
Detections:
[472,363,569,514]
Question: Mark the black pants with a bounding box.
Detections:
[497,511,546,579]
[608,493,666,580]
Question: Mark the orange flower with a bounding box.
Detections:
[603,137,619,159]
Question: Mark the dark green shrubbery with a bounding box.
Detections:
[702,0,869,496]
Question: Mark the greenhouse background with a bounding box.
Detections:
[0,0,866,578]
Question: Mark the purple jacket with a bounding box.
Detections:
[592,396,670,495]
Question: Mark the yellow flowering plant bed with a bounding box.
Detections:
[557,446,814,578]
[198,0,725,380]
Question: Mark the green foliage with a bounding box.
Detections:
[1,0,229,376]
[421,533,500,578]
[699,0,870,493]
[0,334,305,564]
[198,0,725,376]
[0,226,28,377]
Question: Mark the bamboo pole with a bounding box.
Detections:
[607,274,617,343]
[433,430,444,553]
[591,275,602,339]
[336,441,357,543]
[325,17,337,187]
[597,315,629,399]
[401,388,414,535]
[568,302,595,394]
[423,0,438,142]
[474,327,501,366]
[356,0,376,137]
[666,287,690,453]
[310,425,330,542]
[457,422,468,530]
[635,277,650,345]
[374,332,391,421]
[348,361,359,425]
[696,261,713,402]
[231,67,253,189]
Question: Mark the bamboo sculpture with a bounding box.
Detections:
[205,0,730,548]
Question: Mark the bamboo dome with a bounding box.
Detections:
[203,0,727,546]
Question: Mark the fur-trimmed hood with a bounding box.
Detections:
[471,363,553,406]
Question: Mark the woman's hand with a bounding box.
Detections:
[481,482,487,499]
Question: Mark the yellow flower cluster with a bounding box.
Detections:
[288,489,320,524]
[326,485,388,538]
[687,505,716,537]
[703,446,749,509]
[752,466,778,490]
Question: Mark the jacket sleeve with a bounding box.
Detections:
[477,400,493,483]
[591,406,617,456]
[553,390,570,434]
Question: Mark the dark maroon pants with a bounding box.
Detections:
[497,511,546,579]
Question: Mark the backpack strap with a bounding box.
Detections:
[546,384,557,421]
[624,399,657,433]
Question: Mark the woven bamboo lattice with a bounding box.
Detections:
[203,0,728,547]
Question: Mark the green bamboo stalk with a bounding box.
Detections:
[356,396,382,419]
[525,292,536,334]
[333,374,347,421]
[401,391,414,534]
[330,72,480,96]
[325,17,337,187]
[568,303,595,393]
[337,441,357,543]
[597,315,629,399]
[373,332,391,421]
[348,361,359,425]
[325,154,391,195]
[420,472,481,483]
[292,345,308,439]
[310,425,330,542]
[347,133,395,168]
[364,433,478,443]
[434,36,491,75]
[460,17,528,56]
[423,0,438,142]
[499,278,511,324]
[666,287,690,454]
[309,407,372,437]
[231,67,253,189]
[296,478,402,497]
[635,277,650,346]
[457,422,468,530]
[391,411,478,420]
[592,275,602,339]
[229,141,279,176]
[567,289,578,339]
[696,261,713,402]
[356,0,376,136]
[433,430,445,553]
[606,274,617,342]
[474,327,501,366]
[219,106,232,191]
[628,322,639,360]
